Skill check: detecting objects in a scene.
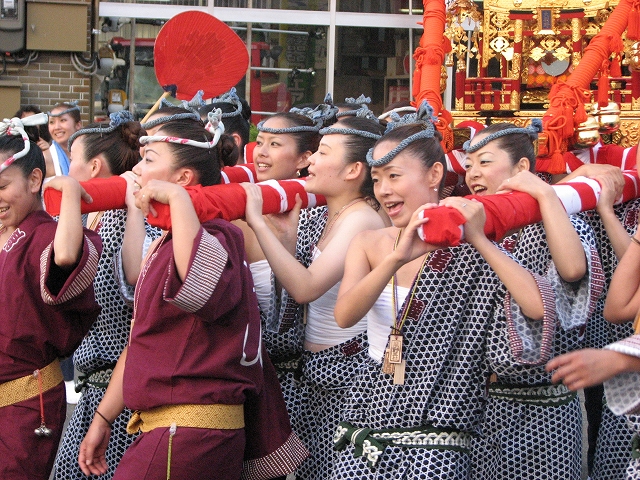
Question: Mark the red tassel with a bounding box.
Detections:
[563,106,574,138]
[550,150,566,175]
[598,72,609,107]
[611,54,622,77]
[412,68,422,99]
[629,9,640,40]
[574,104,587,125]
[611,36,625,53]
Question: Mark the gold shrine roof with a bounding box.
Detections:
[482,0,618,16]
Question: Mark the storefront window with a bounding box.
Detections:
[337,0,422,14]
[96,19,328,121]
[244,22,327,121]
[334,26,413,114]
[96,2,418,118]
[214,0,328,10]
[105,0,207,5]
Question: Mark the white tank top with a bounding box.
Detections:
[249,259,272,314]
[304,245,367,346]
[367,283,409,362]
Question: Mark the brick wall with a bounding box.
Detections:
[1,53,94,123]
[0,0,94,123]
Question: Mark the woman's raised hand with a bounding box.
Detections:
[496,170,553,200]
[120,171,138,210]
[591,166,625,215]
[439,196,486,246]
[45,175,92,204]
[241,182,265,229]
[391,203,437,265]
[134,179,185,217]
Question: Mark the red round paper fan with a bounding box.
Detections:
[154,11,249,100]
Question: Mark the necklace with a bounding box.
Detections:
[317,197,365,246]
[382,229,430,385]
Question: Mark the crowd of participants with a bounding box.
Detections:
[2,90,640,480]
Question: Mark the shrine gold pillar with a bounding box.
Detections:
[511,19,523,110]
[571,17,583,69]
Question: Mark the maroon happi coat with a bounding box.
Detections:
[0,210,102,480]
[118,219,306,480]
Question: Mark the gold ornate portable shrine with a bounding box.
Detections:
[446,0,640,149]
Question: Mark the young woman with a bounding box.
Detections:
[15,105,54,178]
[331,104,552,479]
[234,111,329,479]
[242,115,386,479]
[47,101,85,394]
[548,208,640,478]
[253,112,321,182]
[461,121,601,480]
[53,111,154,480]
[48,102,82,176]
[0,116,101,479]
[560,162,635,480]
[77,115,305,480]
[239,110,323,325]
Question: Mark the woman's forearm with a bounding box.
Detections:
[168,188,202,282]
[96,347,127,422]
[121,207,147,285]
[538,193,586,283]
[604,237,640,323]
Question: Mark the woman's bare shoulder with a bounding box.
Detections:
[354,225,396,251]
[343,204,388,230]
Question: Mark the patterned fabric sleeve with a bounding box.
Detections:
[604,335,640,416]
[260,207,326,358]
[164,226,227,311]
[163,224,245,320]
[261,267,306,359]
[263,270,284,334]
[547,217,605,331]
[40,234,101,305]
[505,272,557,365]
[142,224,160,257]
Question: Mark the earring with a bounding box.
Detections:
[296,170,301,178]
[433,187,438,192]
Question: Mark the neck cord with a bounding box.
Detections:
[390,229,430,334]
[318,197,365,246]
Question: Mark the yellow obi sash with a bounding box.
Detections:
[0,359,63,408]
[127,403,244,434]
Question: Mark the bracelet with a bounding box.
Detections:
[95,410,113,429]
[631,235,640,247]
